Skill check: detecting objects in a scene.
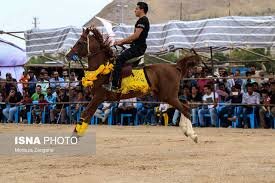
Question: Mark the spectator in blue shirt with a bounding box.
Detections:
[45,87,56,110]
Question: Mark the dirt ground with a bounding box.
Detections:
[0,124,275,183]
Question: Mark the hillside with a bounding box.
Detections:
[85,0,275,26]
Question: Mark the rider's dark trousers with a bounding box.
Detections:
[112,45,146,88]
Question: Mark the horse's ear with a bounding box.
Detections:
[82,28,85,33]
[190,48,198,55]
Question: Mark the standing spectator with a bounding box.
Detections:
[259,90,271,128]
[242,83,260,128]
[45,87,56,110]
[250,64,266,83]
[61,71,69,88]
[3,73,17,97]
[28,70,37,95]
[36,71,49,93]
[19,71,30,90]
[234,69,243,86]
[2,87,22,123]
[198,85,219,127]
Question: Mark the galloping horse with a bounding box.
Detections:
[66,28,202,143]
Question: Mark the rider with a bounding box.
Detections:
[103,2,150,91]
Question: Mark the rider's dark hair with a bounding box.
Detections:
[137,2,148,14]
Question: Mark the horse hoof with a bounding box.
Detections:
[191,135,198,143]
[71,132,80,139]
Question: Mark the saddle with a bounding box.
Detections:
[120,55,145,79]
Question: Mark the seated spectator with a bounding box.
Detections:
[252,82,261,93]
[32,94,48,124]
[155,103,169,125]
[0,92,4,122]
[50,88,69,124]
[31,85,46,101]
[216,83,230,102]
[171,86,189,126]
[187,85,202,126]
[94,102,112,124]
[137,95,157,125]
[242,83,260,128]
[115,98,137,125]
[49,71,64,90]
[270,81,275,123]
[67,91,85,123]
[69,72,79,88]
[18,89,33,123]
[2,87,22,123]
[198,85,219,127]
[259,90,271,128]
[218,84,242,127]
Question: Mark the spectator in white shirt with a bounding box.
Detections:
[198,84,219,127]
[242,82,260,128]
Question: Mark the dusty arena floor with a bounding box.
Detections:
[0,124,275,183]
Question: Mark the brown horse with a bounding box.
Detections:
[66,28,202,142]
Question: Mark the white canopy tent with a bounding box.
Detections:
[24,16,275,58]
[0,38,27,93]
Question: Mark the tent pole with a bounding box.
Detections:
[237,47,275,62]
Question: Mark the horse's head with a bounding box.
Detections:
[66,28,113,69]
[185,54,202,68]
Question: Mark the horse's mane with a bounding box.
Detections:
[90,28,114,58]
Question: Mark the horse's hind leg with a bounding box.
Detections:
[73,96,105,137]
[167,98,198,143]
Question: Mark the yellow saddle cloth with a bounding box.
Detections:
[82,63,150,95]
[120,69,150,94]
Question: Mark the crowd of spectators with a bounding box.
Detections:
[0,64,275,129]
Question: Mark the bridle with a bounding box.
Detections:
[71,33,104,58]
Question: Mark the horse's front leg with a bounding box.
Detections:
[73,96,105,137]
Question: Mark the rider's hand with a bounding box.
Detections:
[114,40,123,46]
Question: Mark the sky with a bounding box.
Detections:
[0,0,113,49]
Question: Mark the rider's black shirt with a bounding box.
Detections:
[131,16,150,49]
